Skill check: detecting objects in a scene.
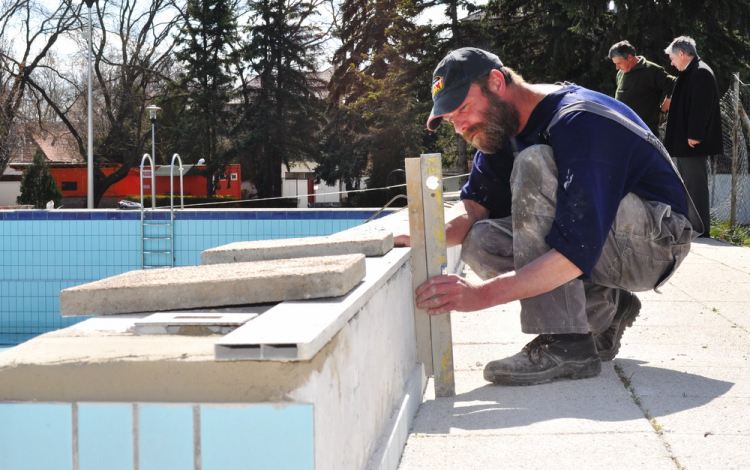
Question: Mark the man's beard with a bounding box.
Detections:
[461,91,520,154]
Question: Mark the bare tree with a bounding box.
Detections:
[0,0,79,175]
[19,0,184,207]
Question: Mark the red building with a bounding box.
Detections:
[46,163,242,199]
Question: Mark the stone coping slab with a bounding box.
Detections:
[200,228,393,265]
[60,254,366,317]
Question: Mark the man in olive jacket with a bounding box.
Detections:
[664,36,723,236]
[609,40,675,135]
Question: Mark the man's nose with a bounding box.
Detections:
[452,117,465,134]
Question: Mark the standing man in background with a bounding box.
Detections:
[663,36,723,236]
[608,40,676,135]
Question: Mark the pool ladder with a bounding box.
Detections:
[139,154,185,269]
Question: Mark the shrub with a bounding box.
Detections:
[16,150,63,209]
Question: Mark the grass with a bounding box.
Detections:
[710,221,750,246]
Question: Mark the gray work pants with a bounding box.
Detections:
[461,145,695,335]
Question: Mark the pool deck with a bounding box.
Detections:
[398,238,750,470]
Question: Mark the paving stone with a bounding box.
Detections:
[201,229,392,265]
[60,254,366,317]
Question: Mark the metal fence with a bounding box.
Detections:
[708,73,750,226]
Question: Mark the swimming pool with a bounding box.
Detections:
[0,208,388,347]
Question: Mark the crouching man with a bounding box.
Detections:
[395,48,701,386]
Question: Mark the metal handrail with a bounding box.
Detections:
[139,153,156,209]
[139,153,155,269]
[170,153,185,210]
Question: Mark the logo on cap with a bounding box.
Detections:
[432,76,444,98]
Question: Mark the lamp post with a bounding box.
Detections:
[146,105,161,163]
[84,0,98,208]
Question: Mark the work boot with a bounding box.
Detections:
[483,334,601,386]
[595,290,642,361]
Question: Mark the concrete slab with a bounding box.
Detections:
[214,249,413,361]
[399,239,750,470]
[450,304,522,345]
[398,434,675,470]
[60,254,366,317]
[201,229,392,265]
[708,301,750,330]
[660,434,750,470]
[410,369,647,436]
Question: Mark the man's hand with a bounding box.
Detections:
[393,232,411,247]
[415,274,489,315]
[688,138,701,148]
[414,249,583,316]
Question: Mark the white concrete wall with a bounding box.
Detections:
[282,178,311,208]
[290,259,418,470]
[0,181,21,206]
[314,181,345,204]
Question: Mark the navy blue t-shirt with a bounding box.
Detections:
[460,84,688,278]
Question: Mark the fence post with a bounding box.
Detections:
[731,72,740,228]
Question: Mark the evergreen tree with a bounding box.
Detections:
[16,150,62,208]
[429,0,495,174]
[168,0,240,196]
[319,0,433,206]
[235,0,325,199]
[482,0,750,95]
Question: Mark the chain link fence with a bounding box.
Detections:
[708,74,750,226]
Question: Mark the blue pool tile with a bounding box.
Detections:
[2,212,18,220]
[47,211,64,220]
[78,404,133,470]
[238,211,256,219]
[0,403,73,470]
[138,404,194,470]
[299,211,319,219]
[120,212,140,220]
[330,211,349,219]
[31,211,48,220]
[17,211,34,220]
[209,211,226,220]
[286,211,303,219]
[75,212,91,220]
[107,211,120,220]
[91,212,107,220]
[201,404,314,470]
[146,211,169,221]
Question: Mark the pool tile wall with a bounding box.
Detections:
[0,402,314,470]
[0,209,385,346]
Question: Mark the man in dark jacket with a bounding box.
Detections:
[608,40,675,135]
[664,36,723,236]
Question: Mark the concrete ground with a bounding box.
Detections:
[398,238,750,470]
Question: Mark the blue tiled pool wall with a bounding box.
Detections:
[0,209,387,343]
[0,401,314,470]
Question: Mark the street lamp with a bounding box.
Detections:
[146,105,161,163]
[84,0,98,208]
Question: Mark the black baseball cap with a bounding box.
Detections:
[427,47,504,131]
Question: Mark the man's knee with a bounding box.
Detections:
[460,220,514,279]
[512,145,557,181]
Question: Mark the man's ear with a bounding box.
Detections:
[487,69,506,96]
